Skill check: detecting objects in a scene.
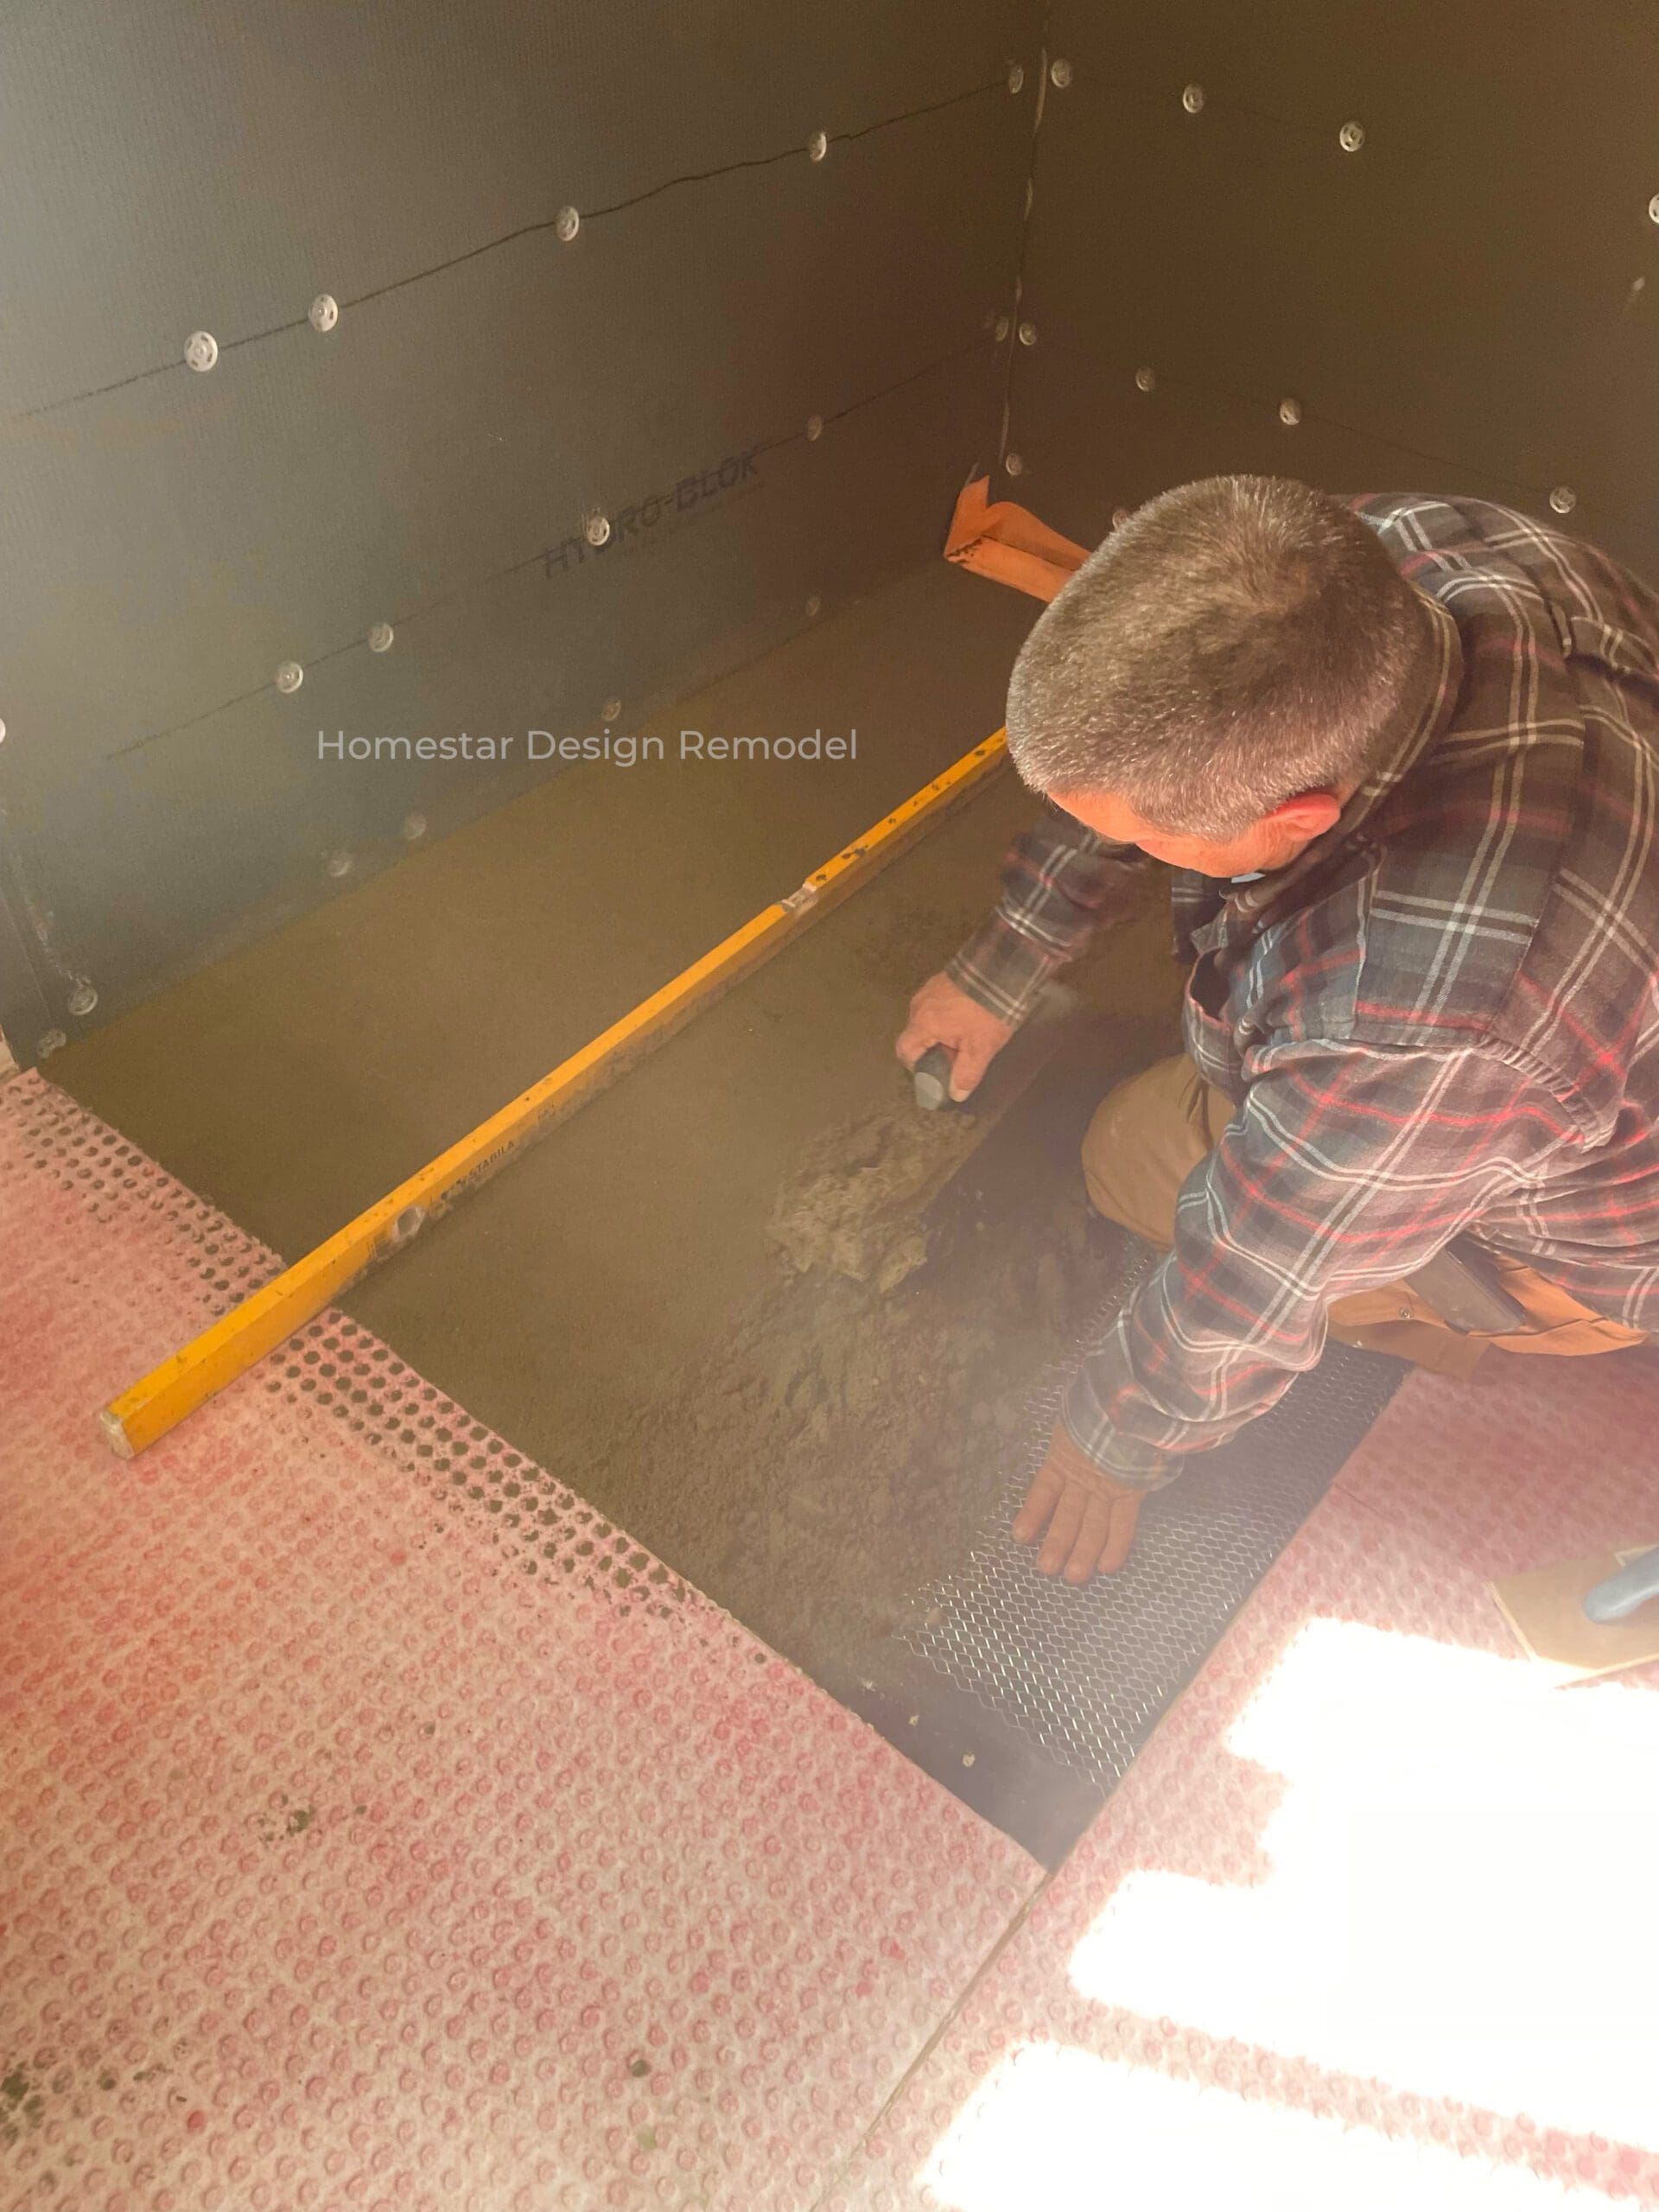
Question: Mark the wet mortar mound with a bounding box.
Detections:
[548,1041,1406,1865]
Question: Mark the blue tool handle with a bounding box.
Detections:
[1583,1549,1659,1624]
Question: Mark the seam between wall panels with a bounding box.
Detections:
[994,9,1055,475]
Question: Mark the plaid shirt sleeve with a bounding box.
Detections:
[1063,1038,1580,1484]
[944,805,1155,1026]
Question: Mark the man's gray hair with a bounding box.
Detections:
[1006,476,1428,838]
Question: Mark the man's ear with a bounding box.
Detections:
[1268,789,1344,841]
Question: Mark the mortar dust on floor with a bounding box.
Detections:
[524,993,1182,1707]
[344,847,1182,1704]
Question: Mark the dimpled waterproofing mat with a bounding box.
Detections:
[837,1353,1659,2212]
[0,1071,1041,2212]
[903,1251,1403,1789]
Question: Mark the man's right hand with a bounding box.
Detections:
[894,973,1014,1102]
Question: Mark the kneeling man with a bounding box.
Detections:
[900,481,1659,1580]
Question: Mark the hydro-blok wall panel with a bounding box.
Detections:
[1007,3,1659,570]
[0,2,1043,1065]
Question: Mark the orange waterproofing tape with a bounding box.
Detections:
[99,730,1010,1457]
[943,475,1089,603]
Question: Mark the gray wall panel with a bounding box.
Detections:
[0,1,1033,414]
[8,344,1004,1014]
[0,1,1040,1058]
[1009,2,1659,572]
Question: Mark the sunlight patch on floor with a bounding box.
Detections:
[1065,1618,1659,2149]
[921,2044,1602,2212]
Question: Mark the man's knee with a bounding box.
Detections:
[1080,1055,1215,1249]
[1080,1077,1161,1232]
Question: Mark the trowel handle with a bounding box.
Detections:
[912,1044,958,1112]
[1583,1548,1659,1624]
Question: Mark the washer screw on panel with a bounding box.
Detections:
[0,719,7,742]
[275,660,304,693]
[1182,83,1205,115]
[807,130,829,162]
[401,812,427,842]
[1004,451,1026,477]
[367,622,394,653]
[602,696,623,723]
[1135,365,1156,391]
[1018,320,1038,346]
[308,294,339,333]
[584,511,611,548]
[804,594,822,620]
[555,206,581,243]
[185,331,219,372]
[1279,397,1302,426]
[1007,62,1025,94]
[1338,120,1365,152]
[1549,485,1577,516]
[36,1030,67,1059]
[994,315,1011,342]
[1050,58,1073,89]
[805,412,823,441]
[326,850,353,879]
[1649,194,1659,225]
[67,982,98,1018]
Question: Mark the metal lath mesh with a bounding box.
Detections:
[901,1243,1402,1788]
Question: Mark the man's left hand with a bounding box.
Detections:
[1013,1424,1146,1582]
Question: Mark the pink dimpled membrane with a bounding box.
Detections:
[0,1071,1039,2212]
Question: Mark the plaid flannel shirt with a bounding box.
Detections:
[948,494,1659,1484]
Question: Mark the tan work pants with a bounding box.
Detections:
[1082,1055,1646,1377]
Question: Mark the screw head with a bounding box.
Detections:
[993,315,1011,342]
[308,293,339,333]
[275,660,304,694]
[1007,62,1025,94]
[805,412,823,441]
[1135,365,1156,392]
[1278,397,1302,426]
[67,982,98,1018]
[1549,485,1577,516]
[1338,119,1365,153]
[1649,194,1659,225]
[184,330,219,372]
[1017,319,1038,346]
[1182,83,1205,115]
[36,1029,67,1059]
[367,621,394,653]
[1004,451,1026,477]
[583,511,611,548]
[326,850,353,879]
[804,593,822,620]
[0,719,7,742]
[602,696,623,723]
[555,205,580,243]
[1050,57,1073,89]
[807,130,828,162]
[401,812,427,842]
